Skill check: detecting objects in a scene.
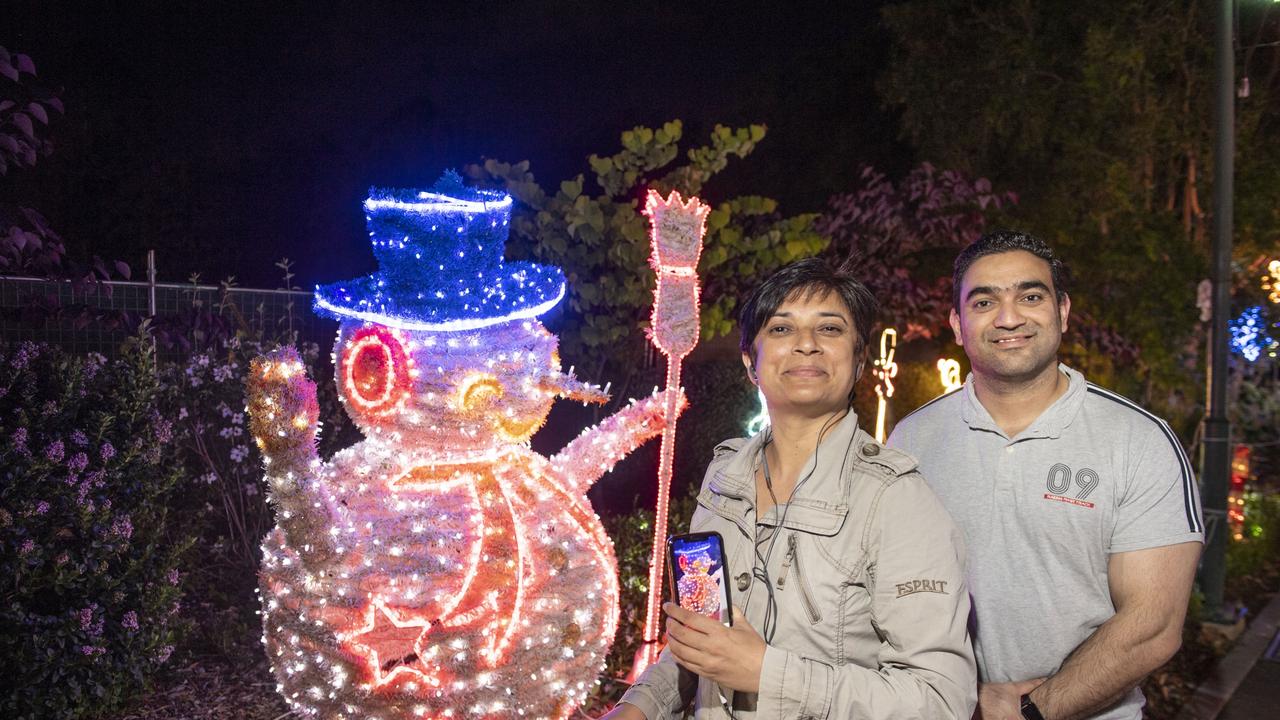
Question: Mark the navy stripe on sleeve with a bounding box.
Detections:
[1086,384,1202,534]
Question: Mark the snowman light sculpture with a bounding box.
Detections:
[247,177,680,719]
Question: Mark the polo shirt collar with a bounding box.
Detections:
[960,363,1086,440]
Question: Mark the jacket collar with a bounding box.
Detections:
[705,410,861,536]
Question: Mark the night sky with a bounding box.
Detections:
[5,1,904,288]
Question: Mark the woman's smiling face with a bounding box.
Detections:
[743,289,861,418]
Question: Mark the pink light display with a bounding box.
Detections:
[247,184,684,719]
[635,189,709,675]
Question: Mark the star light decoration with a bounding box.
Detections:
[635,189,709,675]
[247,178,683,719]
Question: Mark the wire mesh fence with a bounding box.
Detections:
[0,275,338,361]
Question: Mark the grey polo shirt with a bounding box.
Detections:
[887,364,1203,720]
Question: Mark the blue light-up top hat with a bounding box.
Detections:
[314,173,566,331]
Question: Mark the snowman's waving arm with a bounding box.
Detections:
[247,347,336,562]
[550,388,686,493]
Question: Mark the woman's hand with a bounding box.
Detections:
[663,602,765,693]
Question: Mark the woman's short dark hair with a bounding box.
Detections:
[738,257,879,363]
[952,230,1069,310]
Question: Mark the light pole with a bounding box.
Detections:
[1197,0,1235,622]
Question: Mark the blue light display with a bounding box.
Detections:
[314,173,566,331]
[1229,305,1278,363]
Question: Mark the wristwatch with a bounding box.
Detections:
[1020,694,1046,720]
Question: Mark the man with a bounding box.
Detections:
[888,231,1203,720]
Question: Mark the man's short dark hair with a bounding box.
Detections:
[952,230,1070,310]
[738,257,879,366]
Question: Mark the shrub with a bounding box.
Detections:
[156,332,352,656]
[0,338,190,719]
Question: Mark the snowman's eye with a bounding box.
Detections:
[456,373,504,413]
[342,326,412,415]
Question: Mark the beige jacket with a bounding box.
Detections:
[621,411,976,719]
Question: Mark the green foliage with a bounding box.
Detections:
[467,120,827,381]
[1226,492,1280,582]
[672,359,763,490]
[1228,372,1280,485]
[880,0,1280,390]
[587,489,700,714]
[0,338,190,720]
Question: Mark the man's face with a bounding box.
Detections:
[743,289,861,417]
[950,250,1070,386]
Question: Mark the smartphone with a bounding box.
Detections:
[667,531,733,626]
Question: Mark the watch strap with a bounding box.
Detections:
[1020,694,1046,720]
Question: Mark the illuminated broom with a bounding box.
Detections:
[635,189,709,674]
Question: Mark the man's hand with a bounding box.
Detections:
[664,603,765,693]
[976,679,1045,720]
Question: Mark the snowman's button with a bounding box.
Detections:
[736,573,750,592]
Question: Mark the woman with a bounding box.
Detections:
[608,259,976,719]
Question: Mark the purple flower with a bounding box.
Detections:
[78,604,98,632]
[11,342,34,370]
[155,645,174,663]
[19,539,34,555]
[79,645,106,657]
[154,419,173,445]
[35,501,49,515]
[41,400,57,417]
[76,482,94,511]
[12,427,28,450]
[84,353,106,380]
[110,515,133,540]
[121,611,139,631]
[70,430,88,446]
[55,552,69,565]
[45,440,65,463]
[166,568,181,585]
[67,452,89,473]
[99,442,116,462]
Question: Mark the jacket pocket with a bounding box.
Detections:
[786,534,822,624]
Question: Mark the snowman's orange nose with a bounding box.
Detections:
[457,374,504,413]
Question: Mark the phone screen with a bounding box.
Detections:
[668,532,732,625]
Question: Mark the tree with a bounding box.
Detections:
[466,120,828,392]
[879,0,1280,397]
[1,46,128,284]
[817,162,1016,341]
[0,46,69,277]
